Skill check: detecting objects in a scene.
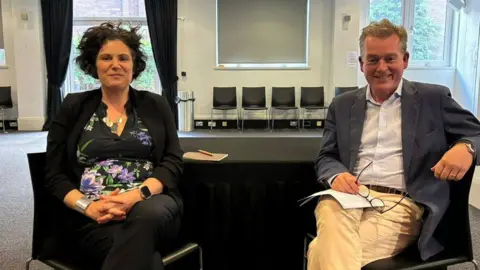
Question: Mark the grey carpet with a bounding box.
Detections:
[0,132,478,269]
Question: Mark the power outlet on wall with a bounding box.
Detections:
[290,121,298,127]
[195,121,203,127]
[222,121,228,127]
[208,121,216,127]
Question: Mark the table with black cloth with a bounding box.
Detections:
[177,131,324,270]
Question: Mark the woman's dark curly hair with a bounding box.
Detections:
[75,22,147,80]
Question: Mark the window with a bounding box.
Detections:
[369,0,453,67]
[64,0,161,95]
[216,0,309,69]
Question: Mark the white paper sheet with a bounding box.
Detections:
[299,189,383,209]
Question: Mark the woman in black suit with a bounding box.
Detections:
[45,22,183,270]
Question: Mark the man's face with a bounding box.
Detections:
[359,34,409,95]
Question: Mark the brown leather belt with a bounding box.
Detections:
[365,185,409,197]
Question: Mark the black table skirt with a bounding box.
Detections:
[178,162,321,270]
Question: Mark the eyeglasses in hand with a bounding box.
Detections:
[355,161,407,214]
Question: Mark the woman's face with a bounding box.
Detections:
[96,39,134,91]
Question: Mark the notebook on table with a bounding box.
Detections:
[183,152,229,162]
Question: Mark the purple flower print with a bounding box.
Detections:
[80,170,105,200]
[118,168,136,184]
[81,171,102,187]
[130,131,152,146]
[98,160,117,166]
[107,165,123,177]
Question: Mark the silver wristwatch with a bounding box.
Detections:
[458,140,475,157]
[464,142,475,156]
[74,197,92,214]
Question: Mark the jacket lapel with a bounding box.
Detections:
[132,89,159,137]
[401,80,420,180]
[131,89,164,161]
[68,89,102,165]
[349,88,367,170]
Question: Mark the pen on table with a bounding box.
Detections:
[198,149,214,156]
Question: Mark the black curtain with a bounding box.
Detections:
[40,0,73,131]
[145,0,179,127]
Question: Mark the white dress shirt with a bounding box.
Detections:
[330,80,406,191]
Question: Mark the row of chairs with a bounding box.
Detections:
[210,86,358,130]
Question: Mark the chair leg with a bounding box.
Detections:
[266,109,269,131]
[297,108,300,130]
[301,108,304,130]
[210,108,214,132]
[473,259,479,270]
[241,109,245,131]
[197,245,204,270]
[236,109,240,130]
[25,258,33,270]
[270,108,274,131]
[0,107,6,134]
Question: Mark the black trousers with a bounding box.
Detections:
[72,194,181,270]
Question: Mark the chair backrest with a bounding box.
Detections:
[335,86,357,97]
[27,152,71,260]
[0,86,13,107]
[271,87,296,107]
[433,163,476,260]
[242,87,266,108]
[213,87,237,107]
[300,87,324,107]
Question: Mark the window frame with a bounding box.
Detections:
[367,0,455,68]
[214,0,311,70]
[63,16,162,97]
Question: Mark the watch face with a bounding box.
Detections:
[141,186,151,198]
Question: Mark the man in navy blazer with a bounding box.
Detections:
[307,19,480,270]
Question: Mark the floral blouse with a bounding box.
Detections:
[77,101,155,200]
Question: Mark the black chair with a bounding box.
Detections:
[300,87,328,129]
[210,87,239,130]
[0,86,13,133]
[270,87,299,130]
[241,86,269,130]
[303,164,479,270]
[25,152,203,270]
[335,86,358,96]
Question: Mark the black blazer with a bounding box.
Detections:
[45,87,184,213]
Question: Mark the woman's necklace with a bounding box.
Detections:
[103,114,124,134]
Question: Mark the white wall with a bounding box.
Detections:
[453,0,480,207]
[332,0,362,88]
[178,0,335,119]
[454,1,480,113]
[0,0,45,131]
